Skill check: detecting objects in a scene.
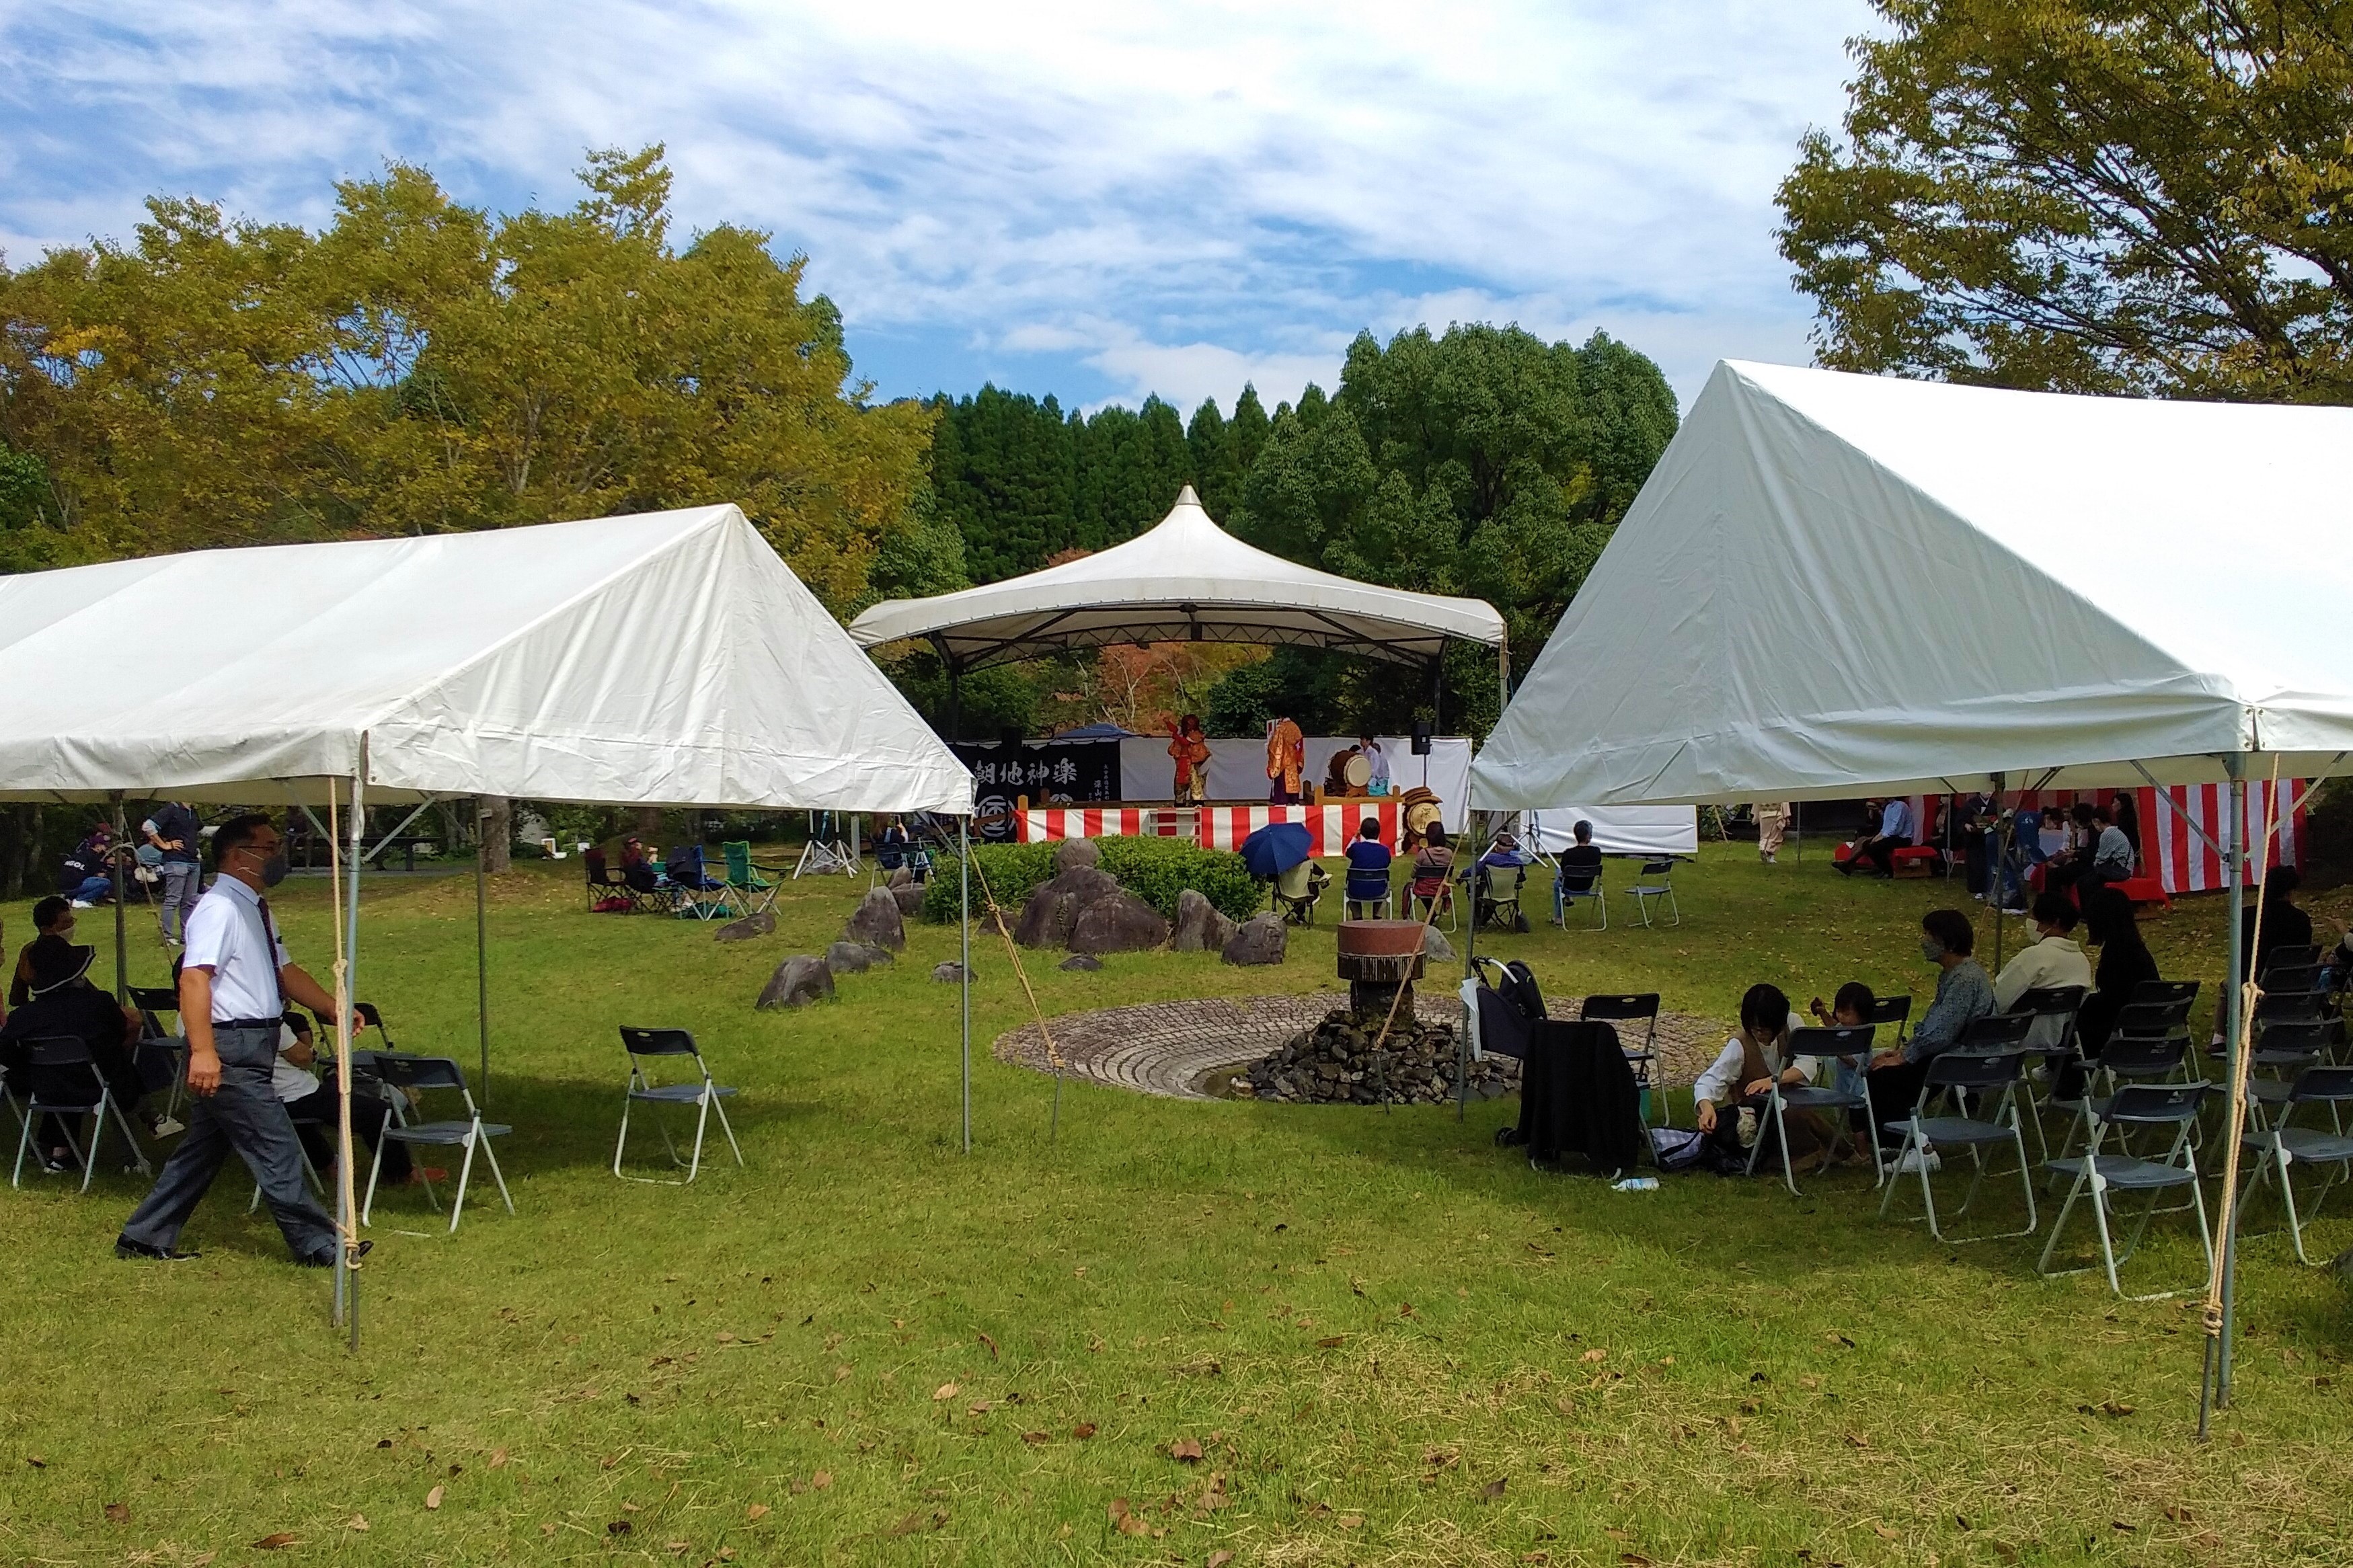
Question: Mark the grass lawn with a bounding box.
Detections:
[3,840,2350,1567]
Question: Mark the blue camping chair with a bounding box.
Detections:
[660,845,736,920]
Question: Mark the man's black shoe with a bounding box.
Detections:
[297,1239,374,1269]
[116,1237,200,1261]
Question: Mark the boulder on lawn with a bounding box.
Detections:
[713,910,775,943]
[931,962,970,984]
[1058,953,1104,972]
[1170,888,1239,953]
[1069,890,1170,955]
[1051,838,1102,874]
[825,940,892,974]
[1422,925,1455,963]
[890,882,925,919]
[842,887,907,952]
[888,865,914,888]
[755,955,835,1009]
[1012,865,1121,949]
[1221,911,1288,967]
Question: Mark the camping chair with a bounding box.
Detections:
[1552,859,1606,929]
[584,847,639,911]
[1750,1024,1880,1196]
[723,841,785,916]
[1344,862,1393,919]
[1473,863,1529,933]
[1582,993,1664,1124]
[9,1037,151,1192]
[2038,1081,2214,1300]
[1878,1047,2038,1242]
[1271,861,1328,925]
[1626,858,1680,928]
[2235,1064,2353,1265]
[360,1055,513,1234]
[660,845,736,920]
[614,1027,743,1184]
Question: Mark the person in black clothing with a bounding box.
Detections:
[9,897,77,1010]
[2058,889,2161,1101]
[1557,820,1604,884]
[2242,866,2314,977]
[0,941,163,1172]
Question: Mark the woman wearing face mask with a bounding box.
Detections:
[1853,908,1995,1163]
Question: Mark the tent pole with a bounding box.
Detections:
[1460,810,1478,1122]
[341,754,368,1352]
[1432,658,1443,735]
[475,797,491,1113]
[2218,758,2247,1404]
[960,813,972,1155]
[1792,799,1799,865]
[110,791,128,1003]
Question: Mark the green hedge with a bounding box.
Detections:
[921,836,1261,924]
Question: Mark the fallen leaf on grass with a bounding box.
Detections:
[979,1332,999,1360]
[833,1365,852,1382]
[1315,1335,1346,1348]
[812,1471,834,1491]
[488,1448,509,1468]
[933,1382,960,1401]
[1109,1497,1149,1536]
[1826,1333,1855,1348]
[1021,1430,1050,1445]
[666,1541,691,1553]
[2112,1520,2138,1532]
[746,1503,770,1521]
[1872,1524,1898,1540]
[968,1401,993,1415]
[424,1485,445,1511]
[1581,1348,1607,1362]
[24,1456,45,1468]
[2100,1400,2136,1417]
[1208,1553,1235,1568]
[252,1534,299,1551]
[1479,1478,1508,1500]
[2163,1505,2196,1525]
[887,1512,927,1538]
[1842,1432,1869,1448]
[1620,1555,1652,1567]
[104,1503,130,1524]
[1072,1423,1097,1440]
[347,1514,369,1532]
[1338,1513,1364,1529]
[1169,1438,1204,1462]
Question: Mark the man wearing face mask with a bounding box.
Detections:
[117,814,354,1265]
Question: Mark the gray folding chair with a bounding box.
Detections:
[9,1037,151,1193]
[1866,994,1913,1054]
[1552,861,1605,929]
[1751,1024,1880,1195]
[1582,993,1662,1125]
[615,1027,742,1185]
[2247,1019,2338,1131]
[361,1055,513,1234]
[1626,858,1680,928]
[2235,1064,2353,1265]
[128,984,188,1124]
[2003,986,2083,1158]
[2038,1081,2213,1300]
[1878,1047,2038,1241]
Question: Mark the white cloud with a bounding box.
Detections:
[0,0,1877,404]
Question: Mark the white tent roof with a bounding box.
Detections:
[1473,360,2353,809]
[850,485,1506,668]
[0,504,972,812]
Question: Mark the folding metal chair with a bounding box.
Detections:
[1627,859,1680,928]
[2039,1081,2214,1300]
[9,1037,151,1192]
[2261,945,2323,978]
[1867,994,1913,1054]
[2247,1019,2338,1130]
[1878,1047,2038,1241]
[361,1055,513,1234]
[1751,1024,1880,1195]
[128,984,189,1125]
[1344,867,1393,920]
[614,1027,742,1184]
[2001,988,2081,1159]
[2236,1064,2353,1265]
[1552,861,1605,929]
[1582,993,1663,1124]
[2130,978,2200,1009]
[1410,871,1457,932]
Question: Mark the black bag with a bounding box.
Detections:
[1514,1019,1645,1177]
[1471,958,1547,1061]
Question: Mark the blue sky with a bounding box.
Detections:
[0,1,1876,415]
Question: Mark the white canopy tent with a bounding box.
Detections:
[1471,359,2353,1417]
[0,504,975,1339]
[851,487,1508,734]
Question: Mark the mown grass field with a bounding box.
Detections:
[2,840,2348,1567]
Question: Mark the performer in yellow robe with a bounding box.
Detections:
[1266,716,1305,804]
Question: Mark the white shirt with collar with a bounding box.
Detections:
[1693,1012,1822,1106]
[182,874,289,1022]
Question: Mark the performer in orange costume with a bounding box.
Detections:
[1266,715,1305,804]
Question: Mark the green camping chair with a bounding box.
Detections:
[723,841,785,915]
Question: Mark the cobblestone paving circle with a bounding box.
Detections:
[993,993,1729,1102]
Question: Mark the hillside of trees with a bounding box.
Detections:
[909,323,1679,740]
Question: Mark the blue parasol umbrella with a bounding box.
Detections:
[1239,822,1315,879]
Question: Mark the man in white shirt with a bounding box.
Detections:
[117,814,354,1265]
[1838,797,1915,878]
[1991,892,2095,1049]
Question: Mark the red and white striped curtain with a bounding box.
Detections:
[1023,801,1405,855]
[1984,782,2311,894]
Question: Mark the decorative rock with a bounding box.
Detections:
[1421,925,1455,963]
[713,910,775,943]
[931,962,970,984]
[1052,837,1102,873]
[1059,953,1104,972]
[891,882,925,918]
[1236,1006,1515,1105]
[842,887,907,952]
[825,940,892,973]
[755,955,834,1009]
[1069,891,1170,954]
[1221,911,1288,967]
[888,865,914,888]
[1171,888,1239,953]
[1012,865,1121,949]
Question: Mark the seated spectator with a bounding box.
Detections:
[1993,891,2094,1048]
[1344,819,1393,916]
[876,817,913,872]
[2060,889,2161,1099]
[268,1009,426,1190]
[9,896,79,1010]
[619,836,659,895]
[2243,865,2314,977]
[1693,984,1826,1172]
[2077,805,2135,901]
[1557,820,1604,888]
[0,940,171,1171]
[2110,793,2142,872]
[1856,908,1995,1160]
[1479,830,1533,871]
[1808,980,1876,1031]
[59,825,118,907]
[1837,796,1913,878]
[1410,826,1455,920]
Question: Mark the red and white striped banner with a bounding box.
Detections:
[1021,801,1404,855]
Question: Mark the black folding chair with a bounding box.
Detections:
[2040,1081,2214,1300]
[128,984,189,1125]
[8,1037,151,1193]
[1582,993,1662,1124]
[614,1027,742,1184]
[361,1055,512,1234]
[1878,1047,2038,1241]
[2003,986,2083,1157]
